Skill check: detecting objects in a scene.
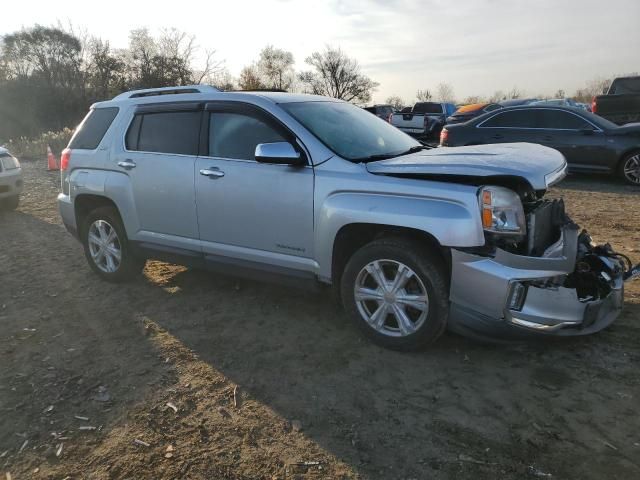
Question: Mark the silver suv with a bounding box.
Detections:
[58,86,636,350]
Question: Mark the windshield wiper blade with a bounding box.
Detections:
[356,144,432,163]
[398,144,432,156]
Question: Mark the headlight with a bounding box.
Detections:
[478,186,526,236]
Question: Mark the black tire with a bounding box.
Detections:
[618,151,640,186]
[80,206,144,282]
[340,237,449,351]
[1,195,19,211]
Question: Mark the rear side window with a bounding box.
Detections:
[537,110,593,130]
[482,110,536,128]
[126,111,200,155]
[609,78,640,95]
[69,107,119,149]
[208,112,287,161]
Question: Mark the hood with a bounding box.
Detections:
[366,143,567,191]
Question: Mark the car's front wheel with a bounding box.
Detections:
[81,206,144,282]
[619,152,640,186]
[340,237,449,351]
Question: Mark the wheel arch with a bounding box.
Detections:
[74,194,120,235]
[315,191,482,283]
[331,223,451,287]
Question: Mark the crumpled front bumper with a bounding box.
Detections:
[448,225,625,340]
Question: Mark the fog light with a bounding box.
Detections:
[507,282,527,311]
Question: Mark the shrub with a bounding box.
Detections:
[3,128,74,160]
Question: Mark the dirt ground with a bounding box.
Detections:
[1,160,639,480]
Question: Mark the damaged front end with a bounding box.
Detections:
[449,194,638,339]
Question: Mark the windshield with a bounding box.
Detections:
[281,101,419,161]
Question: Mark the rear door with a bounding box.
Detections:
[194,102,315,275]
[535,109,614,170]
[476,109,539,144]
[113,103,202,249]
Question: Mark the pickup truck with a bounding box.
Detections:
[390,102,456,139]
[57,86,638,350]
[592,76,640,125]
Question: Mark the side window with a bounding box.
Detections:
[482,110,536,128]
[537,110,593,130]
[484,104,502,112]
[69,107,119,149]
[127,111,200,155]
[208,112,287,160]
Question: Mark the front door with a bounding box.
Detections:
[534,109,615,171]
[195,103,315,274]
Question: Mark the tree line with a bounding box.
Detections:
[0,24,378,142]
[0,23,630,144]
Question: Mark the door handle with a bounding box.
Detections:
[117,160,136,170]
[199,167,225,179]
[492,134,504,140]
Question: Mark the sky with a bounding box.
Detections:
[2,0,639,104]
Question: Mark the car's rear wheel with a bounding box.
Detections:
[619,152,640,186]
[340,237,449,351]
[81,206,144,282]
[1,195,19,211]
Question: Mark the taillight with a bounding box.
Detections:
[440,128,449,145]
[591,96,597,113]
[60,148,71,171]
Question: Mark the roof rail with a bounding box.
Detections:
[113,85,220,100]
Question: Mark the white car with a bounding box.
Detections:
[0,147,23,210]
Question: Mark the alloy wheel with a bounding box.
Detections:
[87,219,122,273]
[623,154,640,185]
[354,259,430,337]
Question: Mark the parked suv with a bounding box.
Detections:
[0,147,23,210]
[58,86,637,350]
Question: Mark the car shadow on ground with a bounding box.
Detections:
[142,263,640,479]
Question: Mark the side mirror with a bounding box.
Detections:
[255,142,305,165]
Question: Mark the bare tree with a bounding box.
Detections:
[489,90,506,103]
[385,96,404,111]
[435,83,455,103]
[416,89,432,101]
[554,89,565,99]
[507,86,523,99]
[298,46,378,103]
[238,64,265,90]
[258,46,295,91]
[573,77,613,102]
[462,95,485,104]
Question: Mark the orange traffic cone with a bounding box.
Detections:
[47,145,58,171]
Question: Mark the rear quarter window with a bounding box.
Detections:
[69,107,119,150]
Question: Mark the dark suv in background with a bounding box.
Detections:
[440,105,640,185]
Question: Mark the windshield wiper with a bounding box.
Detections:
[355,144,432,163]
[398,144,432,156]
